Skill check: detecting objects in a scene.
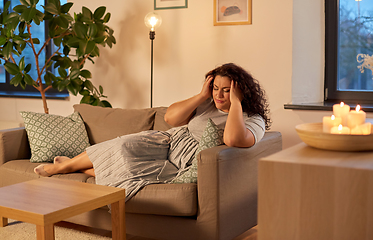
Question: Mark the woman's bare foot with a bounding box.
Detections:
[34,164,53,177]
[53,156,70,164]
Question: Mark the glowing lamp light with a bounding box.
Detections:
[144,12,162,31]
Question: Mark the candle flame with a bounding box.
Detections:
[340,102,344,107]
[331,115,335,120]
[356,105,361,112]
[338,124,343,131]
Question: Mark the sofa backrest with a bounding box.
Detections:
[153,107,173,131]
[73,104,172,145]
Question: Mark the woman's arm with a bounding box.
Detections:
[164,76,213,127]
[223,81,256,148]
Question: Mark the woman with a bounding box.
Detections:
[34,63,271,200]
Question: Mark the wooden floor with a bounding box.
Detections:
[57,221,258,240]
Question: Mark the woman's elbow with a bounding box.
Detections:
[224,136,255,148]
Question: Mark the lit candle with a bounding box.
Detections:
[347,105,366,129]
[351,122,371,135]
[330,124,350,134]
[333,102,350,126]
[323,115,342,133]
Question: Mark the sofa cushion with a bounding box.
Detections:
[19,111,90,163]
[73,104,157,145]
[0,160,198,217]
[153,107,173,131]
[172,118,224,184]
[0,160,93,187]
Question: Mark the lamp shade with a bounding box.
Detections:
[144,12,162,31]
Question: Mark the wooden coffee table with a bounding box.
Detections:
[0,177,125,240]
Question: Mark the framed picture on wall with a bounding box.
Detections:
[154,0,188,10]
[214,0,252,26]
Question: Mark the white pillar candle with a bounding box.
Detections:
[347,105,366,129]
[333,102,350,126]
[323,115,342,133]
[351,122,371,135]
[331,124,350,134]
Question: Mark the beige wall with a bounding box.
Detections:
[1,0,371,148]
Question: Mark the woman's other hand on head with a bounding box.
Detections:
[199,75,213,100]
[230,80,243,104]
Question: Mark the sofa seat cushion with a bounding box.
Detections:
[0,160,94,187]
[0,160,198,217]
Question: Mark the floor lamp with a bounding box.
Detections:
[144,12,162,108]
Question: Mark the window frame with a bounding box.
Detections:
[324,0,373,104]
[0,0,68,99]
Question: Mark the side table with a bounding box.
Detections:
[0,177,125,240]
[258,143,373,240]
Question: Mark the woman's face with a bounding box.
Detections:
[212,75,231,112]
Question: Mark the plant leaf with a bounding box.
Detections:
[87,23,97,38]
[0,36,7,46]
[13,5,28,13]
[61,2,73,14]
[32,38,40,44]
[58,67,67,78]
[24,63,31,73]
[79,89,90,96]
[3,42,13,60]
[66,36,80,48]
[23,73,34,85]
[80,95,91,104]
[103,13,111,23]
[93,6,106,19]
[69,68,80,79]
[84,79,94,91]
[20,7,36,22]
[73,22,87,39]
[80,69,92,78]
[85,40,95,54]
[20,0,31,7]
[79,39,87,54]
[19,56,25,70]
[44,3,59,15]
[100,100,112,108]
[58,15,69,29]
[66,85,77,95]
[82,7,92,20]
[4,12,20,24]
[10,73,23,86]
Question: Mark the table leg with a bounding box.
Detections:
[111,199,126,240]
[0,217,8,227]
[36,224,55,240]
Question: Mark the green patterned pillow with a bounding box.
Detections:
[172,118,224,184]
[20,111,90,163]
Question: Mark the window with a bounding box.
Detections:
[0,0,68,98]
[325,0,373,104]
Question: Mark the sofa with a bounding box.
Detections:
[0,104,282,240]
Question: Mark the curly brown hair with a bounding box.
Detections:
[205,63,271,130]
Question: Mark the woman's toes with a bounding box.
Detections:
[34,164,52,177]
[53,156,70,164]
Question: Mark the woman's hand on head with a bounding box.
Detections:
[230,80,243,104]
[199,75,213,100]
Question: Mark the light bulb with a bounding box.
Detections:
[144,12,162,31]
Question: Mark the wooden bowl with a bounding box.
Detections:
[295,122,373,151]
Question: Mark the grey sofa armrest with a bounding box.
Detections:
[0,127,31,166]
[197,131,282,240]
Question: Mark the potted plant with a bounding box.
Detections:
[0,0,116,113]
